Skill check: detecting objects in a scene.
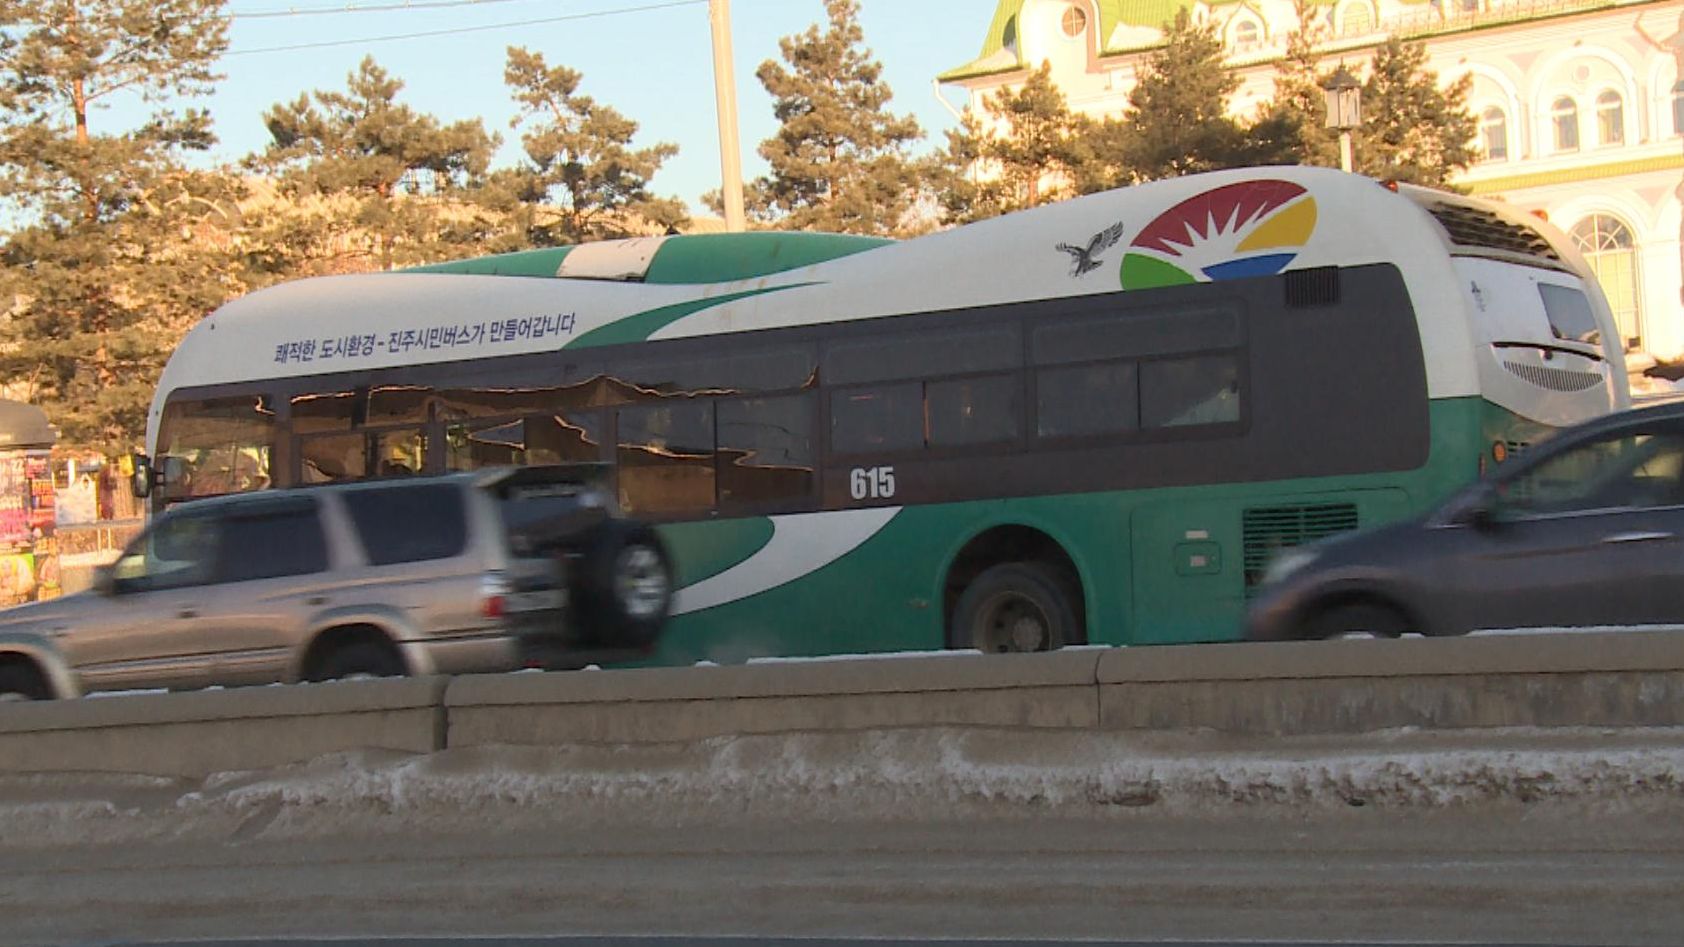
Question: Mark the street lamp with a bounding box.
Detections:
[1323,64,1362,174]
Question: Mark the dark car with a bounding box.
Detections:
[1247,401,1684,641]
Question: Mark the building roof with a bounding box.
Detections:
[0,400,56,449]
[942,1,1150,81]
[938,0,1599,82]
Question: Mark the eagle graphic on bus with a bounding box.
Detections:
[1054,220,1126,277]
[1120,179,1319,290]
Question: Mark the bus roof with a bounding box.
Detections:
[401,231,892,284]
[148,167,1589,446]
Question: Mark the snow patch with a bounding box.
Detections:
[3,728,1683,847]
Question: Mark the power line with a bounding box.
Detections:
[228,0,535,21]
[223,0,704,56]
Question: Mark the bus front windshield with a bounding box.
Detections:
[156,395,277,501]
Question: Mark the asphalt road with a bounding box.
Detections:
[9,809,1684,947]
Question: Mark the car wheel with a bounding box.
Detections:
[0,662,50,701]
[951,562,1080,653]
[572,521,673,649]
[308,641,407,682]
[1310,601,1415,640]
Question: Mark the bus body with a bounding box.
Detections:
[143,168,1627,660]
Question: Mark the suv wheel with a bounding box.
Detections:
[0,661,50,701]
[308,640,407,682]
[572,521,673,649]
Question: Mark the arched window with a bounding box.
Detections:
[1339,1,1373,35]
[1061,5,1087,38]
[1570,214,1641,350]
[1596,90,1624,146]
[1552,96,1579,151]
[1672,79,1683,136]
[1480,107,1508,161]
[1234,19,1260,53]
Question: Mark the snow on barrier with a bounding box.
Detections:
[4,631,1684,777]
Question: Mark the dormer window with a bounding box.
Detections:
[1234,19,1260,53]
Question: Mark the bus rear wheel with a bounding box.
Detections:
[950,562,1080,654]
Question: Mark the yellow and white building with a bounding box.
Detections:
[940,0,1684,372]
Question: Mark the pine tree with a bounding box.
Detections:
[749,0,928,235]
[1115,9,1251,182]
[1354,37,1478,186]
[247,57,498,275]
[940,63,1095,224]
[494,46,684,246]
[0,0,240,452]
[1262,0,1340,168]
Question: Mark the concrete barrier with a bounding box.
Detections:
[0,676,447,776]
[6,631,1684,776]
[1098,631,1684,734]
[444,650,1104,747]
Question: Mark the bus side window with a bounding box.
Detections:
[1140,354,1242,429]
[374,428,426,477]
[717,395,814,510]
[446,412,606,471]
[1036,361,1139,439]
[300,433,366,483]
[927,375,1019,447]
[616,402,716,516]
[830,383,922,455]
[446,419,527,470]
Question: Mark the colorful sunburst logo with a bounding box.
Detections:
[1119,180,1319,290]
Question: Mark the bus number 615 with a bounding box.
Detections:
[849,466,896,501]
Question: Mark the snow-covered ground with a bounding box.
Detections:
[2,726,1682,849]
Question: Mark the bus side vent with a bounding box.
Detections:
[1243,503,1360,592]
[1284,267,1341,308]
[1426,202,1562,262]
[1502,360,1604,392]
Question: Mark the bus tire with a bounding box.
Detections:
[572,521,673,650]
[0,658,51,701]
[950,562,1079,653]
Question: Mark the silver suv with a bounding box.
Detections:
[0,466,673,700]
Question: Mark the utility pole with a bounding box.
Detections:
[709,0,746,232]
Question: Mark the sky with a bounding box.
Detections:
[119,0,993,215]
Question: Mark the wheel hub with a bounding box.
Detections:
[616,545,669,620]
[976,592,1051,653]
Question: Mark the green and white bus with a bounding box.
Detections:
[140,168,1627,661]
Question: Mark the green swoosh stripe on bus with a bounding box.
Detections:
[565,283,815,349]
[659,516,776,587]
